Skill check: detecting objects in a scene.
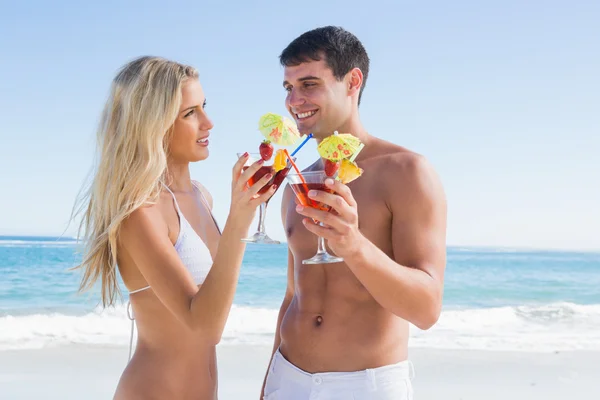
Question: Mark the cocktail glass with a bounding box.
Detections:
[286,170,344,264]
[237,152,293,244]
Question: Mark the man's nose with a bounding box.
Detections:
[287,88,305,108]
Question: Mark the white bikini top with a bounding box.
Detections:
[129,181,220,295]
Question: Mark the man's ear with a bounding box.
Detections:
[347,68,364,97]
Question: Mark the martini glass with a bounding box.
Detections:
[286,170,344,264]
[237,152,293,244]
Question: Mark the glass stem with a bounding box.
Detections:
[316,222,328,254]
[257,202,267,234]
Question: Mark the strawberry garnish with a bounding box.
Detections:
[259,140,274,161]
[324,159,340,177]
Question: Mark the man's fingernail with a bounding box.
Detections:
[325,178,334,185]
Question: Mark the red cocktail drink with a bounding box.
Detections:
[237,152,295,244]
[286,170,343,265]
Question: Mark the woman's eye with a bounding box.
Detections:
[184,109,195,118]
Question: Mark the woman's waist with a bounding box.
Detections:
[135,327,216,356]
[131,299,216,352]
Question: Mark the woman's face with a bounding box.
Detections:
[168,79,214,163]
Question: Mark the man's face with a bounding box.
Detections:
[283,59,350,139]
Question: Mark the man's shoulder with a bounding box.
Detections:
[371,141,443,205]
[372,141,432,179]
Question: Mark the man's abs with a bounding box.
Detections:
[278,289,409,373]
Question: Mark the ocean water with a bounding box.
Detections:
[1,236,599,352]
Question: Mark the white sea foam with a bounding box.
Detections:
[1,303,599,352]
[0,239,79,248]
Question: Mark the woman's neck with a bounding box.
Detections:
[166,161,193,192]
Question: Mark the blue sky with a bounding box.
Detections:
[0,0,598,250]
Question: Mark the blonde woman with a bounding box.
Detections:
[74,56,276,399]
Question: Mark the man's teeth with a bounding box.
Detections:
[297,111,317,119]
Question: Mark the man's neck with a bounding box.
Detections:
[315,116,371,146]
[315,119,374,158]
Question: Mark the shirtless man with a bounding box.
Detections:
[260,26,447,399]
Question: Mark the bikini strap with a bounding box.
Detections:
[127,301,135,361]
[192,181,222,235]
[162,183,182,214]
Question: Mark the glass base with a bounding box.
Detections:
[302,252,344,265]
[241,232,280,245]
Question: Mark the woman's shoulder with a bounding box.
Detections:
[121,192,172,237]
[192,180,213,209]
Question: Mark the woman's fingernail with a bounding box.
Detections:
[325,178,334,185]
[308,190,317,197]
[265,173,273,179]
[296,205,304,212]
[258,159,264,164]
[243,152,249,158]
[272,185,278,191]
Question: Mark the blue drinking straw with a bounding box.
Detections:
[290,133,314,157]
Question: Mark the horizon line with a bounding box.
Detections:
[0,234,598,254]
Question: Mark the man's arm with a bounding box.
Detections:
[297,154,447,330]
[347,155,447,329]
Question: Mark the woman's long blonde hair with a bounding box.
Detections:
[73,56,198,307]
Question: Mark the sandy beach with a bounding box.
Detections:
[1,344,597,399]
